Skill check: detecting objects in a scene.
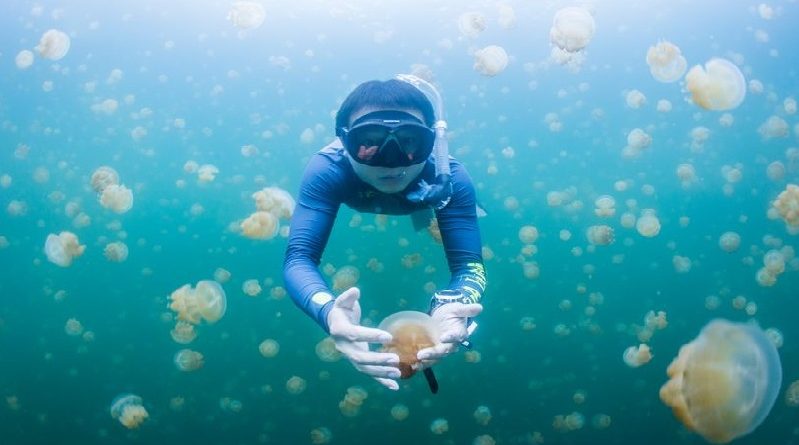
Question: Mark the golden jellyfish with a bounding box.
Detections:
[100,184,134,213]
[110,394,149,429]
[44,231,85,267]
[378,311,439,379]
[586,225,614,246]
[786,380,799,407]
[286,375,307,395]
[332,265,360,292]
[36,29,70,60]
[213,267,232,283]
[240,211,278,240]
[104,241,129,262]
[771,184,799,228]
[168,280,227,325]
[646,41,687,83]
[310,426,332,444]
[473,45,508,77]
[252,187,296,219]
[90,166,119,192]
[390,403,409,421]
[623,344,653,368]
[197,164,219,183]
[65,318,84,336]
[473,405,492,426]
[430,418,449,435]
[174,349,204,371]
[518,225,539,244]
[227,1,266,30]
[636,211,661,238]
[258,339,280,358]
[594,195,615,217]
[659,319,782,444]
[315,337,342,362]
[170,321,197,344]
[242,279,262,297]
[685,58,746,111]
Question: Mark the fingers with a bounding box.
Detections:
[375,377,399,391]
[417,342,457,361]
[333,287,360,309]
[335,341,399,366]
[331,323,393,344]
[357,364,401,380]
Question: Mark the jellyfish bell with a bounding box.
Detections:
[109,394,148,429]
[685,58,746,111]
[195,280,227,323]
[659,319,782,444]
[378,311,439,379]
[44,231,85,267]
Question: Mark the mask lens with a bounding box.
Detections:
[345,122,433,167]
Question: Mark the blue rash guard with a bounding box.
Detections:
[283,140,486,332]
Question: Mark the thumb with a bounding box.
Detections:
[334,287,360,309]
[448,303,483,318]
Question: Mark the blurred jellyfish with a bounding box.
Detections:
[549,7,595,53]
[240,211,279,240]
[497,4,516,29]
[636,211,661,238]
[379,311,438,378]
[458,12,486,38]
[676,164,697,188]
[786,380,799,407]
[214,267,232,283]
[315,337,342,362]
[36,29,70,60]
[110,394,148,429]
[242,279,262,297]
[660,319,782,443]
[286,376,307,395]
[646,41,687,82]
[623,128,652,158]
[44,231,86,267]
[332,265,360,292]
[65,318,84,336]
[473,435,496,445]
[586,225,614,246]
[673,255,692,273]
[227,1,266,30]
[15,50,34,69]
[100,184,134,213]
[170,321,197,344]
[594,195,615,217]
[623,344,653,368]
[258,339,280,358]
[766,161,785,182]
[252,187,295,219]
[168,280,227,325]
[197,164,219,183]
[685,58,746,110]
[758,116,789,139]
[90,166,119,193]
[310,427,332,444]
[174,349,204,371]
[473,405,492,426]
[473,45,508,77]
[772,184,799,228]
[518,225,539,244]
[391,403,409,421]
[763,250,785,275]
[625,90,647,109]
[104,242,129,263]
[430,418,449,435]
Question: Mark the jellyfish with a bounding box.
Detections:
[758,116,789,139]
[252,187,295,219]
[473,405,492,426]
[174,349,204,371]
[594,195,615,217]
[457,12,486,38]
[786,380,799,407]
[242,279,262,297]
[473,45,508,77]
[430,418,449,435]
[772,184,799,228]
[646,41,687,83]
[65,318,84,336]
[104,242,129,262]
[90,166,119,193]
[636,211,661,237]
[227,1,266,30]
[214,267,232,283]
[15,50,34,69]
[378,311,439,379]
[315,337,342,362]
[286,376,307,395]
[332,265,360,292]
[170,321,197,344]
[168,280,227,325]
[586,225,614,246]
[100,184,134,213]
[44,231,86,267]
[659,319,782,444]
[685,58,746,111]
[36,29,70,60]
[518,225,539,244]
[310,426,332,444]
[391,403,410,421]
[623,344,652,368]
[549,7,595,53]
[240,211,279,240]
[197,164,219,183]
[109,394,148,429]
[258,339,280,358]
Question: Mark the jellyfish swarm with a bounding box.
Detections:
[109,394,148,429]
[659,319,782,444]
[378,311,439,378]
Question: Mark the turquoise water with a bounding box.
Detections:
[1,0,798,444]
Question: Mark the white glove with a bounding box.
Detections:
[326,287,401,390]
[416,302,483,367]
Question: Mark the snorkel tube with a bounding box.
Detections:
[397,74,453,210]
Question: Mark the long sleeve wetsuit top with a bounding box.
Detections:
[283,140,486,332]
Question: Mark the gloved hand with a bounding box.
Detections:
[417,302,483,368]
[327,287,402,390]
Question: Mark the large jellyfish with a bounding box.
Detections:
[378,311,439,378]
[549,7,595,52]
[659,319,782,443]
[110,394,148,429]
[44,231,85,267]
[685,58,746,111]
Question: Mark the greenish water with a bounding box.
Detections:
[1,1,798,444]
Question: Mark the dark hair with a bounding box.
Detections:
[335,79,436,130]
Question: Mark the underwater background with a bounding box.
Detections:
[1,0,798,444]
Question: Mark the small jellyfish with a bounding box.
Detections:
[214,267,232,283]
[90,166,120,193]
[286,376,307,395]
[586,225,614,246]
[15,50,34,69]
[170,321,197,344]
[786,380,799,407]
[332,265,360,292]
[390,403,409,421]
[310,426,332,444]
[473,405,492,426]
[457,12,486,38]
[685,58,746,111]
[44,231,86,267]
[430,418,449,435]
[242,279,262,297]
[258,339,280,358]
[378,311,439,378]
[240,211,279,240]
[646,41,687,83]
[99,184,134,213]
[659,319,782,444]
[36,29,70,60]
[518,225,539,244]
[104,241,129,262]
[168,280,227,325]
[252,187,296,219]
[473,45,508,77]
[636,211,661,238]
[315,337,342,362]
[109,394,148,429]
[772,184,799,228]
[623,344,652,368]
[227,1,266,30]
[197,164,219,183]
[174,349,204,371]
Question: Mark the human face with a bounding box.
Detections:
[345,107,429,193]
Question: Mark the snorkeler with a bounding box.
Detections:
[283,76,486,391]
